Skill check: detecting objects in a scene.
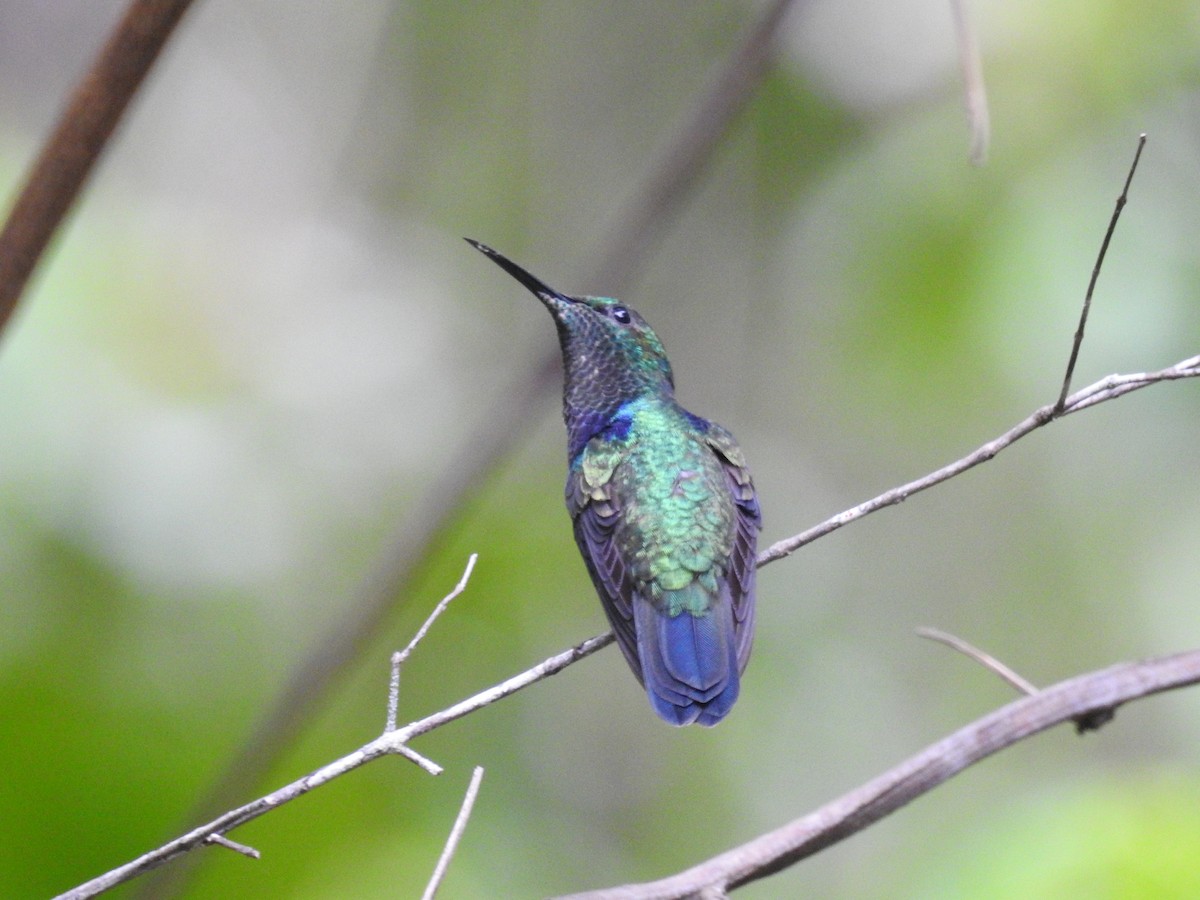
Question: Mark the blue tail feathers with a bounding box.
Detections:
[634,586,741,727]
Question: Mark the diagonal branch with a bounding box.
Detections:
[757,353,1200,567]
[584,0,802,291]
[421,766,486,900]
[54,347,1198,898]
[388,554,479,732]
[916,626,1040,696]
[554,648,1200,899]
[53,626,612,899]
[0,0,197,338]
[1055,133,1147,411]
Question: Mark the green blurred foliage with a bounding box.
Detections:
[1,1,1199,897]
[919,771,1200,899]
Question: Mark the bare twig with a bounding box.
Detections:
[949,0,990,165]
[757,353,1200,567]
[54,628,613,899]
[395,554,479,668]
[55,737,413,899]
[396,631,615,737]
[386,651,404,735]
[54,337,1199,897]
[388,554,479,732]
[422,766,486,900]
[67,339,1198,898]
[0,0,196,339]
[916,626,1038,695]
[390,742,443,777]
[1055,133,1148,411]
[201,834,259,860]
[554,649,1200,899]
[71,154,1198,898]
[918,627,1116,733]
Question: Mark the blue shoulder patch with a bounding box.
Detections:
[567,410,607,459]
[568,408,633,460]
[603,414,633,442]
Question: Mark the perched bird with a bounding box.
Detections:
[468,240,761,726]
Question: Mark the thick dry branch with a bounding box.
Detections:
[555,649,1200,899]
[0,0,196,338]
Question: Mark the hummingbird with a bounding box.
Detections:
[468,239,761,726]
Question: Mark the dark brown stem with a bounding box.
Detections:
[0,0,196,339]
[1055,133,1147,411]
[585,0,801,292]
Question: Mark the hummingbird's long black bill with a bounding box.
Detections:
[465,238,565,302]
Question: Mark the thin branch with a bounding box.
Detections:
[949,0,990,166]
[161,6,807,894]
[390,742,443,777]
[397,631,615,739]
[387,652,404,735]
[916,627,1038,695]
[396,554,479,668]
[554,649,1200,899]
[54,738,408,899]
[1055,133,1147,411]
[53,342,1199,896]
[55,561,483,899]
[388,554,479,732]
[201,834,259,860]
[73,192,1197,900]
[916,626,1116,732]
[54,628,613,899]
[757,353,1200,567]
[0,0,197,339]
[422,766,486,900]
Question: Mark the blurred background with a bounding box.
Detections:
[2,1,1200,897]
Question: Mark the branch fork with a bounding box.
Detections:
[54,555,489,900]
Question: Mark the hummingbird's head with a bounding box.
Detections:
[467,240,675,419]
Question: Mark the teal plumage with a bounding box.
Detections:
[468,240,761,726]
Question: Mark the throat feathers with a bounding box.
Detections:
[468,239,761,726]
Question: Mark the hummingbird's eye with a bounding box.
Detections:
[611,306,632,324]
